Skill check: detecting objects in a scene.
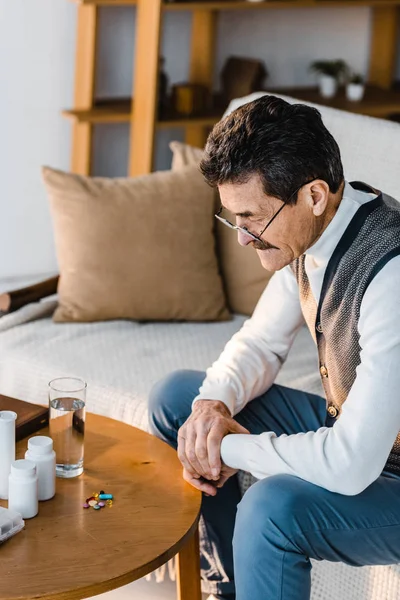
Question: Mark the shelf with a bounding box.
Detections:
[77,0,136,4]
[158,115,221,128]
[268,84,400,117]
[63,85,400,129]
[157,104,223,128]
[62,99,132,123]
[62,98,223,127]
[163,0,400,10]
[75,0,400,7]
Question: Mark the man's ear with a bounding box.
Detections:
[308,181,330,217]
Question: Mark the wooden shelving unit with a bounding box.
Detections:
[163,0,400,9]
[65,0,400,176]
[76,0,400,7]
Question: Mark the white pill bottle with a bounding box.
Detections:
[0,411,17,500]
[25,436,56,501]
[8,459,38,519]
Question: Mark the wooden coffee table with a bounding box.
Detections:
[0,413,202,600]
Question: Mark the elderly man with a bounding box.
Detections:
[148,95,400,600]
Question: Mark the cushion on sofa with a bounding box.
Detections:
[42,165,229,323]
[170,142,203,171]
[170,141,273,316]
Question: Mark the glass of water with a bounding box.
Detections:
[48,377,87,478]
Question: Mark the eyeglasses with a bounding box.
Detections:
[215,179,317,243]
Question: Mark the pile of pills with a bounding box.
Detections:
[83,490,113,510]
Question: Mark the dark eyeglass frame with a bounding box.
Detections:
[215,178,318,243]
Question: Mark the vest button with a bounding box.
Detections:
[327,405,338,418]
[316,322,323,334]
[320,365,328,378]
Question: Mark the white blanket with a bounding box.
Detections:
[0,300,322,433]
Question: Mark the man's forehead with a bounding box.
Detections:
[218,177,273,215]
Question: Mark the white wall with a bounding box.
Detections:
[0,4,398,281]
[0,0,76,281]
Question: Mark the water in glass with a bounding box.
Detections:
[49,397,85,478]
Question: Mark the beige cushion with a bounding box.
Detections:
[42,165,229,323]
[170,142,203,172]
[170,141,273,316]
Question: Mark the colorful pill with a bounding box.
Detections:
[86,496,95,503]
[99,494,113,500]
[93,505,101,510]
[98,502,105,507]
[83,503,90,509]
[88,500,98,507]
[93,492,99,499]
[106,499,113,506]
[99,490,105,495]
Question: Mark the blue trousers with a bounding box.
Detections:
[148,369,400,600]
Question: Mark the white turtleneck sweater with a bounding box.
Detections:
[193,181,400,495]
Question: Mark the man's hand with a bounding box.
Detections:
[183,462,238,497]
[215,462,238,489]
[182,468,219,496]
[177,399,249,487]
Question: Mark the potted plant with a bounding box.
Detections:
[310,59,348,99]
[346,72,365,102]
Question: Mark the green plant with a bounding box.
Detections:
[309,59,349,79]
[348,72,364,85]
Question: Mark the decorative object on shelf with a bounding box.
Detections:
[158,57,169,119]
[310,59,349,99]
[346,73,365,102]
[220,56,268,106]
[171,83,211,116]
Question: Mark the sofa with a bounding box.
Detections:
[1,91,400,599]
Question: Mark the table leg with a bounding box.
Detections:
[176,526,202,600]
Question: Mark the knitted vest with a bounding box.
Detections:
[291,182,400,475]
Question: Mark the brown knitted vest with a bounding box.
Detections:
[291,182,400,475]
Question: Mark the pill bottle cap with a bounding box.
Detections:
[11,460,37,479]
[0,411,17,423]
[28,436,53,455]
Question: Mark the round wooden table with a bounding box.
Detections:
[0,414,202,600]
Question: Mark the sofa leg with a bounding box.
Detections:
[176,526,201,600]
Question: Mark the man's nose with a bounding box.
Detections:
[237,230,255,247]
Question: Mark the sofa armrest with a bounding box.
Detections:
[0,276,59,316]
